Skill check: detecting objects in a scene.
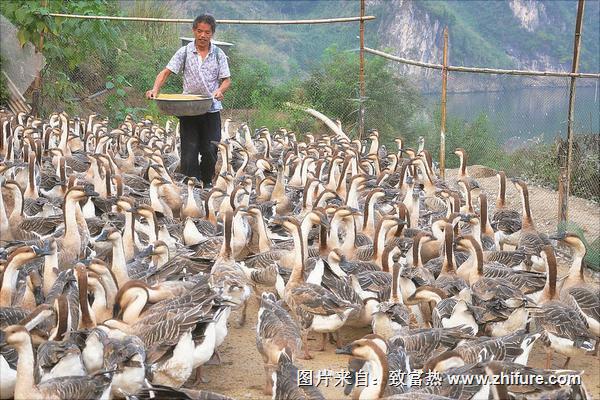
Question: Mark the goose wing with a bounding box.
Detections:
[291,284,353,316]
[38,371,113,400]
[356,271,392,301]
[565,286,600,323]
[535,301,593,344]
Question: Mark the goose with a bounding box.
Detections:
[335,336,392,400]
[86,261,117,323]
[102,334,146,398]
[278,216,358,359]
[431,223,468,296]
[532,245,596,368]
[453,148,480,197]
[476,193,496,251]
[56,185,99,265]
[3,180,62,240]
[256,292,302,395]
[209,210,252,328]
[271,348,325,400]
[552,232,600,349]
[513,179,549,271]
[491,171,521,250]
[1,325,114,400]
[455,235,545,295]
[369,251,411,338]
[454,236,532,335]
[426,329,541,367]
[1,245,51,307]
[36,340,86,382]
[406,285,481,336]
[104,296,215,388]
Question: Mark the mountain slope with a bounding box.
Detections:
[148,0,598,89]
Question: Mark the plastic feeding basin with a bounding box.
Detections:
[154,94,213,117]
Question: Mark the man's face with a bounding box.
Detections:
[193,22,213,47]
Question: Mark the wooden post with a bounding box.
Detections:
[439,27,448,180]
[562,0,585,224]
[31,0,47,117]
[358,0,366,139]
[558,166,568,232]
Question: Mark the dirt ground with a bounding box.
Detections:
[198,167,600,399]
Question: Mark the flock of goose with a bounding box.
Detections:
[0,110,598,400]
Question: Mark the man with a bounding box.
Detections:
[146,14,231,188]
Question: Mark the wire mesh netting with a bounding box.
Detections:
[1,5,598,259]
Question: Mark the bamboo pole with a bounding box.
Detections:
[439,27,448,180]
[48,13,376,25]
[358,0,366,139]
[364,47,600,79]
[561,0,586,225]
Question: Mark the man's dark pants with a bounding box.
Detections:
[179,112,221,186]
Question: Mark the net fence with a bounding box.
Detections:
[0,4,598,263]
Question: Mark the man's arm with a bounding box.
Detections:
[146,68,172,99]
[213,77,231,101]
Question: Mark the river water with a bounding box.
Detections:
[424,84,599,145]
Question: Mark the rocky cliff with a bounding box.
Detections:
[367,0,599,92]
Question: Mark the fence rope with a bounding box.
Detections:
[48,13,376,25]
[365,47,600,79]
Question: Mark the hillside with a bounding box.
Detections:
[161,0,598,91]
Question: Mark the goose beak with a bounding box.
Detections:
[32,245,52,257]
[335,343,354,355]
[137,244,155,258]
[548,232,566,241]
[459,214,473,222]
[85,189,100,197]
[95,229,110,242]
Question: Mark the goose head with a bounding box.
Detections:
[7,245,52,266]
[1,325,30,348]
[422,350,466,372]
[335,336,388,362]
[550,232,586,255]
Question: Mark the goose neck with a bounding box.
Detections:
[122,289,149,324]
[360,346,388,400]
[111,235,130,287]
[441,228,455,274]
[43,250,58,297]
[288,223,306,286]
[0,259,21,306]
[14,336,41,399]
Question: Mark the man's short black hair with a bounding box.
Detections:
[193,14,216,33]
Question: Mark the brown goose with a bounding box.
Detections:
[552,232,600,347]
[1,325,113,400]
[532,245,596,368]
[491,171,521,249]
[278,216,358,359]
[513,179,550,271]
[256,292,302,395]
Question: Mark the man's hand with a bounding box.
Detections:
[213,88,224,101]
[146,89,158,99]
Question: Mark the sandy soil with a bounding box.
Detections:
[197,168,600,399]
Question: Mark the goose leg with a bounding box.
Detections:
[562,357,571,369]
[264,364,274,395]
[335,332,343,348]
[190,366,209,386]
[328,332,337,345]
[318,333,327,351]
[235,300,248,328]
[299,331,313,360]
[205,350,221,365]
[545,349,553,369]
